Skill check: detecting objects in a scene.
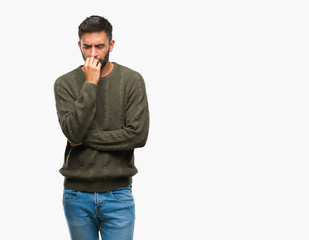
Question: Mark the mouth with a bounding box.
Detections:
[95,58,104,65]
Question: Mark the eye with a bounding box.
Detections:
[96,45,105,49]
[83,45,91,50]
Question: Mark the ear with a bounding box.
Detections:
[78,41,82,50]
[109,40,115,53]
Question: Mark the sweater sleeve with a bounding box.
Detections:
[82,74,149,151]
[54,77,98,144]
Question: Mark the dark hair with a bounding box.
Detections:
[78,15,113,41]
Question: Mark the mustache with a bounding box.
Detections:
[81,51,103,62]
[95,57,104,64]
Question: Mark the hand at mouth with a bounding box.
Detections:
[95,57,104,65]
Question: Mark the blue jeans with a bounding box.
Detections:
[63,186,135,240]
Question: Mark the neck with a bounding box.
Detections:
[100,61,114,78]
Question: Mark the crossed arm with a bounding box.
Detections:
[54,74,149,151]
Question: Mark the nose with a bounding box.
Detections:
[90,46,97,57]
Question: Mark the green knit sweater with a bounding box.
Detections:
[54,62,149,192]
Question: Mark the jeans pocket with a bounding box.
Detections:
[63,188,79,202]
[110,186,134,203]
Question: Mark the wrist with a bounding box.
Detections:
[86,79,99,85]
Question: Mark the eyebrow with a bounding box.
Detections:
[82,43,106,47]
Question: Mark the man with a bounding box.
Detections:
[54,15,149,240]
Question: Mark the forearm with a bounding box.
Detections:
[55,81,98,144]
[83,118,149,151]
[59,105,95,144]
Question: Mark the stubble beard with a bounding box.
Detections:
[99,50,109,70]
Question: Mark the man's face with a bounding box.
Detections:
[78,31,114,69]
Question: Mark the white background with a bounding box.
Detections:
[0,0,308,239]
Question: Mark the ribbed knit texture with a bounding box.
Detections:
[54,62,149,192]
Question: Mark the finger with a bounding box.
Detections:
[85,57,92,66]
[96,60,102,68]
[94,58,101,67]
[70,141,82,147]
[90,57,96,65]
[84,57,90,67]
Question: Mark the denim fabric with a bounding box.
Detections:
[63,186,135,240]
